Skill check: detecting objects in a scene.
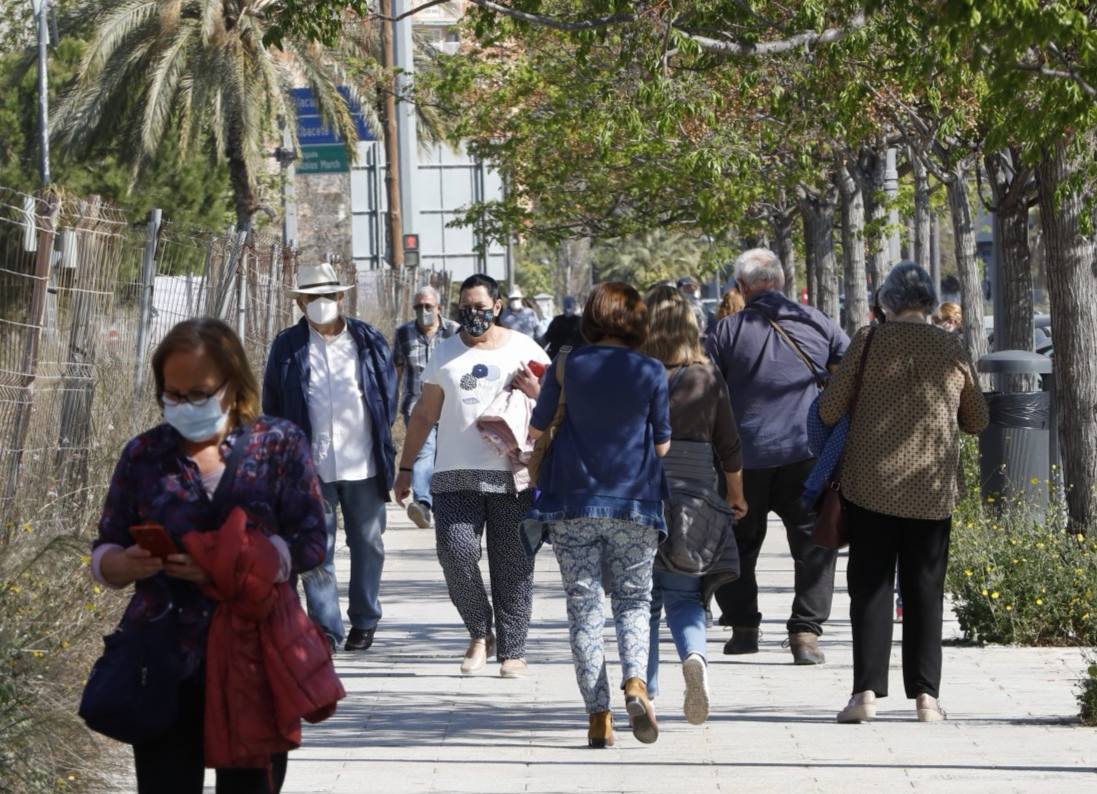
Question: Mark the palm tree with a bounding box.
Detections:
[54,0,443,228]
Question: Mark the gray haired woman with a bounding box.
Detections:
[818,262,988,724]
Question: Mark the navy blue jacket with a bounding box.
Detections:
[262,317,398,499]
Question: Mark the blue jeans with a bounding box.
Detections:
[411,424,437,508]
[305,478,386,637]
[301,499,345,644]
[647,569,707,698]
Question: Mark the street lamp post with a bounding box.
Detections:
[30,0,51,186]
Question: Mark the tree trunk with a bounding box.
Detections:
[837,164,869,335]
[1036,138,1097,527]
[227,124,258,229]
[985,150,1035,363]
[800,192,840,321]
[930,212,942,294]
[804,221,817,307]
[945,161,988,377]
[866,148,888,292]
[771,209,797,299]
[911,148,931,268]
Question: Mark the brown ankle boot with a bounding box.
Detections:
[623,678,659,744]
[587,710,614,748]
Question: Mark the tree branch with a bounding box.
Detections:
[671,12,867,57]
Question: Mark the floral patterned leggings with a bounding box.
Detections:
[549,518,660,714]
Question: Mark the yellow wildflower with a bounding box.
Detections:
[1036,598,1043,605]
[964,569,973,577]
[991,591,1000,600]
[1005,605,1013,612]
[1030,477,1040,485]
[981,589,989,596]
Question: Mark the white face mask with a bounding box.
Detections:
[306,297,340,325]
[509,299,523,311]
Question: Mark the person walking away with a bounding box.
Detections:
[90,319,329,793]
[499,285,540,338]
[706,287,746,337]
[262,262,398,653]
[642,286,748,726]
[677,276,709,331]
[526,283,670,748]
[541,295,585,359]
[394,274,549,677]
[705,248,850,664]
[393,286,460,529]
[819,263,988,723]
[933,302,962,334]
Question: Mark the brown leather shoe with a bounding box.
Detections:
[587,710,615,748]
[789,631,825,665]
[623,678,659,744]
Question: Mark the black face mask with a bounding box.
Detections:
[459,306,495,337]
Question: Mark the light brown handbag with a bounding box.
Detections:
[526,347,572,487]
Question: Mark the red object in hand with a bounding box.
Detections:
[527,361,546,378]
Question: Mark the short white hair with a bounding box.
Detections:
[734,248,785,290]
[414,285,440,304]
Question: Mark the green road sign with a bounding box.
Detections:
[298,144,349,174]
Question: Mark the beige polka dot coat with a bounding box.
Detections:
[818,322,990,521]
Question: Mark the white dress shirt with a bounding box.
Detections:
[307,324,375,483]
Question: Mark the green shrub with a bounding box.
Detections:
[947,441,1097,645]
[1080,653,1097,726]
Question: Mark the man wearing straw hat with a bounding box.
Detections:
[262,262,397,653]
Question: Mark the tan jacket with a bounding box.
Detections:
[819,322,989,520]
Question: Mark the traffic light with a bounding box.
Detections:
[403,233,420,268]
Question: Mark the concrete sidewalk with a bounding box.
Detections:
[273,507,1096,794]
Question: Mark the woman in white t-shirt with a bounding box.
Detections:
[395,274,549,678]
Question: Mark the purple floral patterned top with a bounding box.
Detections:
[92,417,328,676]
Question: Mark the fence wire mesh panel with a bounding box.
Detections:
[0,184,448,525]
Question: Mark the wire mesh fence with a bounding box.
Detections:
[0,185,444,527]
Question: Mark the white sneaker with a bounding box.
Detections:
[460,638,488,674]
[407,501,432,529]
[836,690,877,723]
[916,694,946,722]
[682,653,710,725]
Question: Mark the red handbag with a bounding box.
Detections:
[812,327,877,550]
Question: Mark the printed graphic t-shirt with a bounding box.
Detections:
[423,330,550,474]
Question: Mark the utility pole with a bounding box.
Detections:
[379,0,404,272]
[31,0,50,185]
[393,0,417,248]
[275,118,298,251]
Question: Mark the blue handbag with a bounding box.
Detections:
[78,594,182,745]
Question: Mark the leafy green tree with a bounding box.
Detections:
[52,1,405,228]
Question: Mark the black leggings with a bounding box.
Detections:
[133,676,288,794]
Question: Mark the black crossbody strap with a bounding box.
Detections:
[745,306,826,389]
[208,425,252,525]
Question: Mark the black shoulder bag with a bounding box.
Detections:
[79,426,252,745]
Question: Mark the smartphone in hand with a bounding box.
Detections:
[130,523,178,559]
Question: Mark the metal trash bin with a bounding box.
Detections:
[977,351,1054,510]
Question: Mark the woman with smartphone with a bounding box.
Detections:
[90,318,328,794]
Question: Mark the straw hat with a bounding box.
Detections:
[289,262,354,295]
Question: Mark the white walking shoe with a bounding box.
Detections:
[916,693,947,722]
[406,501,432,529]
[836,690,877,723]
[682,653,710,725]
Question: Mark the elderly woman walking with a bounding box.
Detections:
[643,286,747,726]
[818,262,988,724]
[527,282,671,748]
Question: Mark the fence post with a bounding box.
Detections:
[133,208,162,402]
[236,234,248,339]
[2,191,58,509]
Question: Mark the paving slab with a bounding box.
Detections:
[111,507,1096,793]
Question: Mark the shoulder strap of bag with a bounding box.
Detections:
[208,424,252,524]
[847,326,877,422]
[745,306,826,389]
[667,363,690,396]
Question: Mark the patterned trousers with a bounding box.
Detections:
[549,518,660,713]
[433,490,535,660]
